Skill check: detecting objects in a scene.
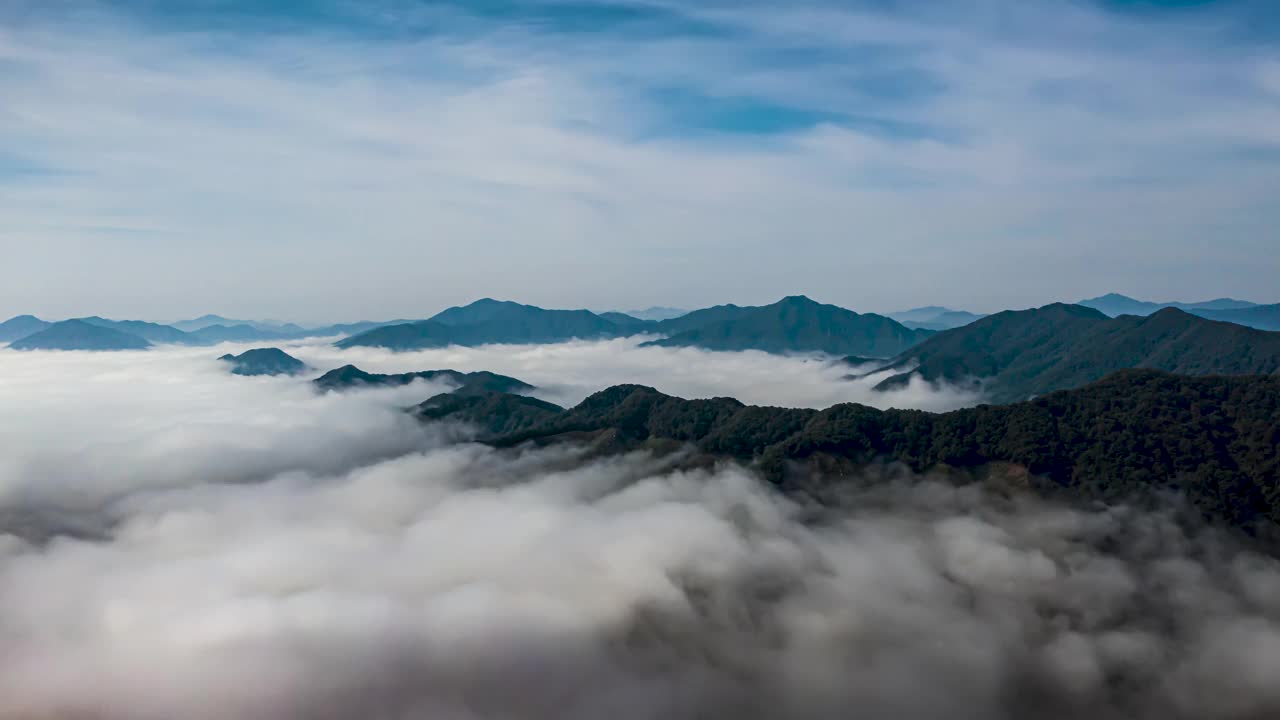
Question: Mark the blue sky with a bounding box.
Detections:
[1,0,1277,322]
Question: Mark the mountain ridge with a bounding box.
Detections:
[873,304,1280,402]
[420,370,1280,540]
[642,295,931,357]
[9,319,153,351]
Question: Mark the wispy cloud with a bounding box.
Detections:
[1,0,1277,321]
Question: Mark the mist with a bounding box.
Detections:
[2,345,1277,719]
[292,336,978,412]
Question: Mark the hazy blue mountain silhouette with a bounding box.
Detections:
[0,315,51,343]
[9,319,152,351]
[1079,293,1259,317]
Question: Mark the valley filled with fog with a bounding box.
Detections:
[2,341,1280,720]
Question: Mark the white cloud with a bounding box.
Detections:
[2,341,1280,718]
[293,336,981,410]
[0,1,1277,321]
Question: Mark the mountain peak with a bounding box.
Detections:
[219,348,306,376]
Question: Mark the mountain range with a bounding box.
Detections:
[6,294,1278,387]
[9,319,153,351]
[413,370,1280,540]
[172,315,308,334]
[1077,293,1279,330]
[1079,292,1258,316]
[338,296,934,358]
[871,303,1280,403]
[618,306,688,321]
[0,315,415,350]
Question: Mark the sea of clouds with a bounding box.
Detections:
[1,341,1278,719]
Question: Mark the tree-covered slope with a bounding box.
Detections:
[875,304,1280,403]
[642,295,931,357]
[414,391,564,438]
[445,371,1280,536]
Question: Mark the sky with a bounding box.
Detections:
[1,0,1278,323]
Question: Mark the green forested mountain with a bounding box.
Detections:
[0,315,51,343]
[874,304,1280,403]
[430,371,1280,537]
[314,364,532,395]
[218,348,307,376]
[9,319,152,351]
[338,299,621,349]
[642,296,931,357]
[414,391,564,437]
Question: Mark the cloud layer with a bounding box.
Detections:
[2,343,1280,718]
[292,336,979,411]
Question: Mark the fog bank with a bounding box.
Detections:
[2,345,1276,719]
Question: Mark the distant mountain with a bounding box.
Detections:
[642,296,931,357]
[436,371,1280,536]
[338,299,621,350]
[887,306,953,323]
[889,307,986,331]
[77,317,190,344]
[185,324,294,344]
[874,303,1280,403]
[1188,303,1280,331]
[313,364,532,395]
[597,312,656,331]
[173,315,306,334]
[902,312,986,331]
[218,348,307,376]
[307,320,417,338]
[623,306,688,321]
[9,319,152,351]
[0,315,51,343]
[1079,293,1260,317]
